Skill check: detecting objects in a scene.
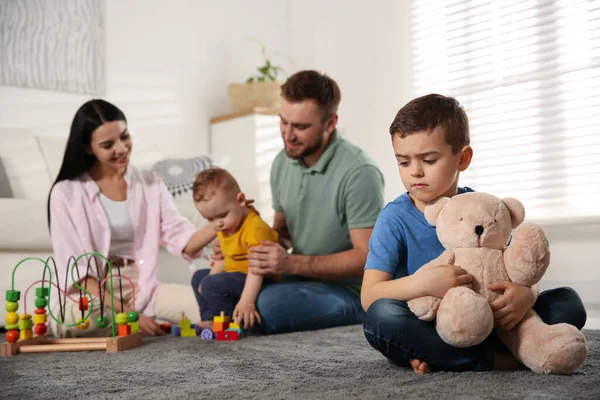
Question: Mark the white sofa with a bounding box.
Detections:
[0,129,211,326]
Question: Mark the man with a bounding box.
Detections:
[247,70,385,333]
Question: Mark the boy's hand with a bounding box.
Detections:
[209,259,225,274]
[137,314,165,336]
[233,300,261,329]
[420,265,473,298]
[489,281,535,331]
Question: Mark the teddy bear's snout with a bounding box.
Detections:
[474,225,484,236]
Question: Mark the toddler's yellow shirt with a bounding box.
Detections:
[218,209,279,274]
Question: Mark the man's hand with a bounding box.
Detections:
[233,300,261,329]
[489,281,535,331]
[137,314,165,336]
[280,237,293,250]
[248,241,292,275]
[418,265,473,298]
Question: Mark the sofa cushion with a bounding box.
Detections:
[0,157,13,198]
[0,129,52,199]
[35,135,67,182]
[0,198,51,250]
[36,135,166,179]
[129,143,166,172]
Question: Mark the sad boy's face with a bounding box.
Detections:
[393,126,471,211]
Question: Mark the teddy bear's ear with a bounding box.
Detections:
[501,197,526,228]
[424,197,450,226]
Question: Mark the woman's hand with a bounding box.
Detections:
[137,314,165,336]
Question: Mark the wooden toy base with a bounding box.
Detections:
[0,333,143,357]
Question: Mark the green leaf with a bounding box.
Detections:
[246,77,255,83]
[246,40,291,82]
[271,66,281,78]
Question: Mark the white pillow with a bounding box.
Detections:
[0,129,52,199]
[129,143,165,171]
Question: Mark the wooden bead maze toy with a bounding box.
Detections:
[1,252,143,357]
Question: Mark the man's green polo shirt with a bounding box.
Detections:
[270,131,385,294]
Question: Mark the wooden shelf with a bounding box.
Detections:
[210,107,280,124]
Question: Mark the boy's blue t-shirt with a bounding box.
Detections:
[365,187,474,279]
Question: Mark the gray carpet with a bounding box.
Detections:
[1,326,598,399]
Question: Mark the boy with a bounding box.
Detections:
[361,94,587,373]
[191,168,278,329]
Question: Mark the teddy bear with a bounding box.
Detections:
[407,192,587,374]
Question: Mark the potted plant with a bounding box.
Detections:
[227,41,286,112]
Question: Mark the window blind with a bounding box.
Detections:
[409,0,600,222]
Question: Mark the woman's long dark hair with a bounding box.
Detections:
[47,99,127,229]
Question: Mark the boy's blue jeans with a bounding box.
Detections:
[191,269,247,321]
[363,287,587,371]
[191,271,364,333]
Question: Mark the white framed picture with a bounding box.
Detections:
[0,0,105,95]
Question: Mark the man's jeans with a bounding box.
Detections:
[363,287,587,371]
[256,277,364,334]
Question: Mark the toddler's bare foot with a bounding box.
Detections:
[196,320,213,330]
[410,358,431,374]
[493,352,525,370]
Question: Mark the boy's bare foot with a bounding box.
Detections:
[493,352,525,370]
[410,358,431,374]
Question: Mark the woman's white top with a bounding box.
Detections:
[98,193,135,258]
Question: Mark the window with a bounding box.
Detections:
[410,0,600,222]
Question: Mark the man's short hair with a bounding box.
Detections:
[192,168,240,202]
[280,70,341,121]
[389,94,470,154]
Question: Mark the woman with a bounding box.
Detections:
[47,99,215,337]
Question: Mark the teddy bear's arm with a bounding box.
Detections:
[407,250,455,321]
[503,222,551,286]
